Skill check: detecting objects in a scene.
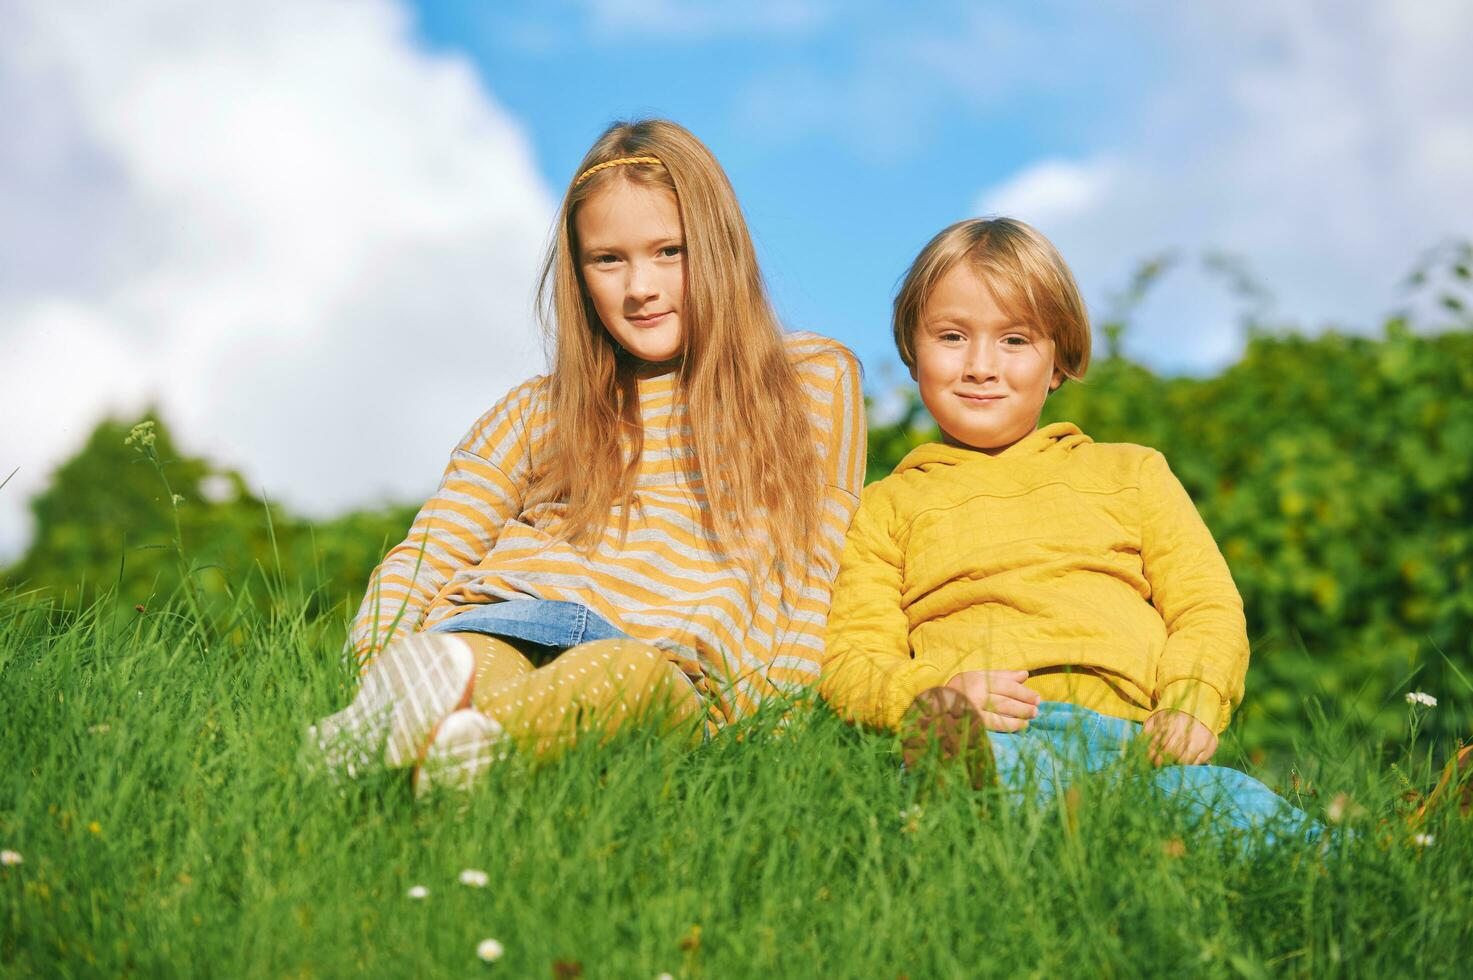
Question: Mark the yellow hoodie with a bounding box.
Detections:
[821,422,1248,734]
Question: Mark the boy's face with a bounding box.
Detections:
[911,263,1062,455]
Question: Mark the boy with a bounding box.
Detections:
[821,217,1306,833]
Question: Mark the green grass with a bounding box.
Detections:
[2,589,1471,978]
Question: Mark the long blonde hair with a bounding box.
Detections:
[533,119,821,573]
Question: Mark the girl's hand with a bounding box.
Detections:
[944,669,1041,732]
[1141,710,1217,766]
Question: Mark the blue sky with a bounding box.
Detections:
[408,0,1165,382]
[2,0,1470,556]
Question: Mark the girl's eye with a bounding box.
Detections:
[590,254,619,266]
[659,245,684,258]
[938,331,965,343]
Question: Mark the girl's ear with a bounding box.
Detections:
[1048,368,1064,392]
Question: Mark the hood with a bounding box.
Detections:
[895,422,1091,474]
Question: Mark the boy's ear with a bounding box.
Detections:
[1049,368,1064,392]
[907,360,918,382]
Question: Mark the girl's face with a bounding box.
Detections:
[575,180,687,364]
[912,262,1062,454]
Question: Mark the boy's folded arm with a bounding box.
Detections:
[1138,451,1251,734]
[820,489,938,730]
[1154,678,1228,734]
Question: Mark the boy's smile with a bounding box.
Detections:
[911,263,1062,455]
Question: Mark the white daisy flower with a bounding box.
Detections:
[1412,833,1435,847]
[407,885,429,899]
[476,938,504,962]
[656,973,676,980]
[1,850,21,867]
[458,869,489,888]
[1405,692,1438,708]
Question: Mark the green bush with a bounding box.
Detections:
[1,415,415,626]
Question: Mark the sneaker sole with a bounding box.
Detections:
[413,709,507,799]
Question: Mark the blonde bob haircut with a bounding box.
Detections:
[892,217,1091,382]
[533,119,821,571]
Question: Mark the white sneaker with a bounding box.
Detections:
[413,709,507,798]
[308,633,476,776]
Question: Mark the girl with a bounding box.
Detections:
[310,119,866,794]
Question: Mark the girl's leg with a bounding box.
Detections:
[454,632,537,699]
[309,632,477,773]
[473,637,710,759]
[308,632,536,778]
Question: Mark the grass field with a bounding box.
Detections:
[3,590,1471,978]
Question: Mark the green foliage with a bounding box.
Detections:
[7,414,246,605]
[2,595,1471,977]
[2,414,415,623]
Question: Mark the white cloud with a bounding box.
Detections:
[980,158,1118,228]
[0,0,555,559]
[972,1,1473,371]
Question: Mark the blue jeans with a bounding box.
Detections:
[426,598,626,650]
[985,702,1320,843]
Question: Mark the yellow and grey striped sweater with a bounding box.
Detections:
[349,331,866,723]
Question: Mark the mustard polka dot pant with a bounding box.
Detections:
[453,634,716,759]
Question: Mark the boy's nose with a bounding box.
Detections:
[963,343,998,382]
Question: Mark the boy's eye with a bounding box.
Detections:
[1002,334,1032,346]
[938,331,965,343]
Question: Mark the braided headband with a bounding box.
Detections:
[573,156,664,186]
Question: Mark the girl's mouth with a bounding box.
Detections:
[628,311,672,327]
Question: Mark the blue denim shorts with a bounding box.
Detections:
[426,598,625,649]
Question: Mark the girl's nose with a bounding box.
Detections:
[626,260,659,302]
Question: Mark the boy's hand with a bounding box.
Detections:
[1141,710,1217,766]
[944,669,1041,732]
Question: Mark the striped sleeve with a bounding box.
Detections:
[347,378,545,666]
[763,340,867,695]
